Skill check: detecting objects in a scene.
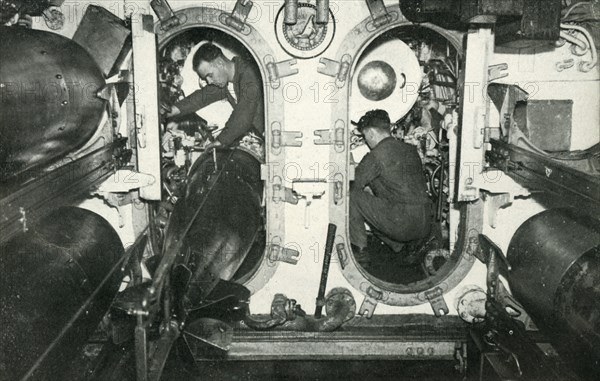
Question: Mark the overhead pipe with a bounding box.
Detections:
[316,0,329,24]
[284,0,298,24]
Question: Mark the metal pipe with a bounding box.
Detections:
[283,0,298,25]
[559,30,587,51]
[316,0,329,24]
[243,293,296,330]
[245,289,355,332]
[436,156,445,221]
[135,315,149,381]
[315,223,337,318]
[285,298,351,332]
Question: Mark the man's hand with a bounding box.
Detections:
[166,121,178,131]
[165,105,181,118]
[203,140,223,151]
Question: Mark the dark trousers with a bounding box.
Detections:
[349,188,432,249]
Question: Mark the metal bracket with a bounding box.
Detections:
[335,241,349,269]
[488,63,508,82]
[348,163,356,181]
[271,122,302,153]
[487,83,528,138]
[454,342,468,375]
[359,286,383,318]
[473,106,486,149]
[96,85,112,101]
[333,173,344,205]
[483,126,501,143]
[365,0,392,29]
[135,112,146,148]
[292,180,327,198]
[457,26,494,202]
[268,244,300,265]
[313,130,333,144]
[150,0,174,20]
[479,234,512,300]
[465,229,481,261]
[425,287,449,317]
[483,192,512,229]
[105,70,131,85]
[272,176,299,204]
[555,58,575,72]
[264,55,299,89]
[92,190,145,228]
[132,14,161,201]
[314,120,345,152]
[150,0,185,31]
[317,54,352,88]
[219,0,253,35]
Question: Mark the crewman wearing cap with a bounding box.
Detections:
[350,109,432,269]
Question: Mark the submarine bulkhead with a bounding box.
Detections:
[0,0,599,380]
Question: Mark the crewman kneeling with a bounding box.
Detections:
[349,109,433,269]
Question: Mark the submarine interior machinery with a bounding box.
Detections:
[0,0,599,380]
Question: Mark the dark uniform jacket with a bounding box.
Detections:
[174,56,264,146]
[353,137,430,205]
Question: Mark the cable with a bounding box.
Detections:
[562,1,592,19]
[559,30,588,52]
[560,22,598,72]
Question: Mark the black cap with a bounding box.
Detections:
[351,109,390,134]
